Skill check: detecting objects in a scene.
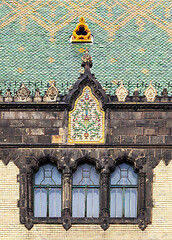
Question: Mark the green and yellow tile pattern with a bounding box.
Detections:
[0,0,171,96]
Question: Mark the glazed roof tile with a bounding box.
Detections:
[0,0,171,96]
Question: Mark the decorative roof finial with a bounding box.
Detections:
[144,80,157,102]
[81,48,92,72]
[71,17,92,43]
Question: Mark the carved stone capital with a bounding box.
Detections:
[139,218,147,231]
[25,217,34,230]
[62,217,71,231]
[101,217,109,231]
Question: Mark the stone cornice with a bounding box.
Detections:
[0,101,171,110]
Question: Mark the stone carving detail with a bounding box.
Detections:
[144,81,157,102]
[43,80,59,102]
[14,83,32,102]
[4,89,13,102]
[0,90,3,102]
[115,81,128,102]
[33,88,42,102]
[68,86,105,144]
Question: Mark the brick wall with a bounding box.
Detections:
[0,161,171,240]
[108,111,172,144]
[0,111,63,144]
[0,110,171,145]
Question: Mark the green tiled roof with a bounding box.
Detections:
[0,0,172,96]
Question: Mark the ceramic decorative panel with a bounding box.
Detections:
[68,86,105,144]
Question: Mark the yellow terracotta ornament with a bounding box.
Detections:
[71,17,92,43]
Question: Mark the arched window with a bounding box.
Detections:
[72,163,99,217]
[110,163,138,218]
[34,163,61,217]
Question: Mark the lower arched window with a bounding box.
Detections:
[34,163,61,217]
[110,162,138,218]
[72,163,99,218]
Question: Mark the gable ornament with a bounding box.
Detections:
[43,80,59,102]
[144,81,157,102]
[115,80,128,102]
[14,83,32,102]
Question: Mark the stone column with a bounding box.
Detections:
[138,172,147,230]
[100,169,110,230]
[62,168,72,230]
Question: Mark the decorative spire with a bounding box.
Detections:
[81,48,92,72]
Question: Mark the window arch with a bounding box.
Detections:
[110,162,138,218]
[34,163,62,217]
[72,163,100,217]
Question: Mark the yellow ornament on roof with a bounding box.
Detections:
[71,17,92,43]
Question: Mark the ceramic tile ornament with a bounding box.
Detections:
[68,86,105,144]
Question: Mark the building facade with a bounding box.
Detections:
[0,0,172,239]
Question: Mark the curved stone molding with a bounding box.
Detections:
[144,81,157,102]
[115,81,128,102]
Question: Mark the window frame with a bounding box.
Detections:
[110,162,138,219]
[72,163,100,218]
[18,156,148,231]
[33,163,62,218]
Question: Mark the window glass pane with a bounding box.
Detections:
[117,163,131,185]
[49,188,61,217]
[90,167,99,185]
[34,188,47,217]
[72,189,85,217]
[87,189,99,217]
[35,167,44,185]
[111,163,137,186]
[110,188,122,217]
[52,167,61,185]
[42,164,59,185]
[73,163,99,186]
[110,166,120,185]
[73,166,83,185]
[34,164,62,218]
[125,188,137,217]
[128,167,137,185]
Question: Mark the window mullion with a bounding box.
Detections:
[85,186,87,217]
[47,188,49,217]
[122,188,125,217]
